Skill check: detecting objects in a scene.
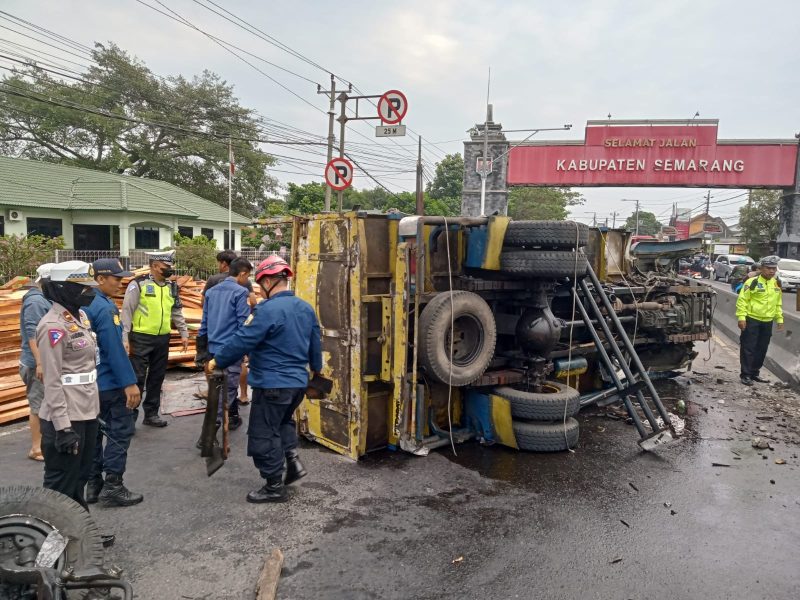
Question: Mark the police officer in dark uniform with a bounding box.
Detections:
[85,259,144,507]
[207,255,322,503]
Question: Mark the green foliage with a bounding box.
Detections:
[739,190,780,247]
[0,234,64,283]
[173,233,217,248]
[0,43,276,216]
[174,239,217,277]
[427,153,463,200]
[624,211,662,236]
[508,187,584,220]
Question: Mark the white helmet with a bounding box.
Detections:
[48,261,98,286]
[35,262,56,283]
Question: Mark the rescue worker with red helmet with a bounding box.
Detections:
[207,255,322,503]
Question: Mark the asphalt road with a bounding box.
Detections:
[703,277,799,313]
[2,338,799,600]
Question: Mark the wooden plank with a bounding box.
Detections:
[255,548,284,600]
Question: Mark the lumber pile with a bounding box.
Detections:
[0,272,205,425]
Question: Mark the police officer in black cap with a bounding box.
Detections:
[85,259,144,506]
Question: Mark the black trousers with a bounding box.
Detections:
[740,317,773,378]
[129,331,171,417]
[247,388,305,480]
[41,418,98,510]
[91,388,135,479]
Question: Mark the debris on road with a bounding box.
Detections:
[256,548,284,600]
[620,519,630,528]
[752,437,772,450]
[628,482,639,492]
[775,458,786,465]
[711,463,731,468]
[452,556,464,565]
[609,557,623,564]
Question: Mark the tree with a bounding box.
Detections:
[508,187,584,220]
[624,211,662,236]
[0,44,275,216]
[739,190,780,247]
[427,153,463,200]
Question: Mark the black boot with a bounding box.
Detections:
[142,414,168,427]
[284,449,307,485]
[86,478,104,504]
[99,473,144,507]
[246,476,288,503]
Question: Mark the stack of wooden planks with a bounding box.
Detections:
[0,271,205,425]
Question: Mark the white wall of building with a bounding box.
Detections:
[1,208,243,253]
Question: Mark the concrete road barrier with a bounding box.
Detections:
[711,284,800,387]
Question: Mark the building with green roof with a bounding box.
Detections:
[0,156,250,256]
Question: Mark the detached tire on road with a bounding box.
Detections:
[494,381,580,421]
[500,250,588,279]
[418,291,497,386]
[503,220,589,248]
[0,486,104,593]
[513,418,580,452]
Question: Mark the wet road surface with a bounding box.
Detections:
[1,338,799,600]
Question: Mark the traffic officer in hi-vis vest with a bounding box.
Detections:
[121,251,188,427]
[736,255,784,386]
[85,258,144,507]
[36,261,100,509]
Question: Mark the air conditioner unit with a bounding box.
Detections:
[7,209,23,222]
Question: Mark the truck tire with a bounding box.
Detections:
[0,486,104,597]
[418,291,496,386]
[513,418,580,452]
[504,220,589,248]
[494,381,580,421]
[500,250,588,279]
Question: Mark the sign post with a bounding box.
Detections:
[325,157,354,192]
[377,90,408,125]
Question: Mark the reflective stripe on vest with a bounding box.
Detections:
[133,279,174,336]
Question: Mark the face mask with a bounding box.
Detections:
[78,288,96,307]
[160,267,175,278]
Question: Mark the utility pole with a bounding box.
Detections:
[415,136,424,215]
[228,138,233,249]
[704,189,711,218]
[479,68,491,217]
[337,91,348,212]
[317,74,337,212]
[611,211,617,228]
[622,199,640,235]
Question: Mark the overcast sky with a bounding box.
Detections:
[3,0,799,225]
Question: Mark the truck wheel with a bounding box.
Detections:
[418,291,497,386]
[500,250,588,279]
[0,486,104,595]
[513,418,580,452]
[494,381,580,421]
[503,220,589,248]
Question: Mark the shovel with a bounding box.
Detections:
[202,370,229,476]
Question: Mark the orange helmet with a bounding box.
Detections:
[255,255,293,282]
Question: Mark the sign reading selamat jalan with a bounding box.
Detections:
[507,120,798,188]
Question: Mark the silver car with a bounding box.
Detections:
[777,258,800,291]
[712,254,754,282]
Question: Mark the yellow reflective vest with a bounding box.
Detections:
[736,275,783,324]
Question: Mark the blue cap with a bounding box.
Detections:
[92,258,133,278]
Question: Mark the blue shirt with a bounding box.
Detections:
[199,277,251,354]
[20,287,52,368]
[85,290,137,392]
[214,291,322,389]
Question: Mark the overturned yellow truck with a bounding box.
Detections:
[254,213,713,459]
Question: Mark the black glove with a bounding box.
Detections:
[55,428,80,454]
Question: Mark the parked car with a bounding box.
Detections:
[777,258,800,291]
[713,254,754,282]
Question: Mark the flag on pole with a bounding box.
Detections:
[229,145,235,175]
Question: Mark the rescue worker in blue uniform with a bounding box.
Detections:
[207,255,322,503]
[736,255,784,386]
[198,257,252,434]
[84,259,144,507]
[121,251,188,427]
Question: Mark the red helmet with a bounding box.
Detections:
[255,255,293,282]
